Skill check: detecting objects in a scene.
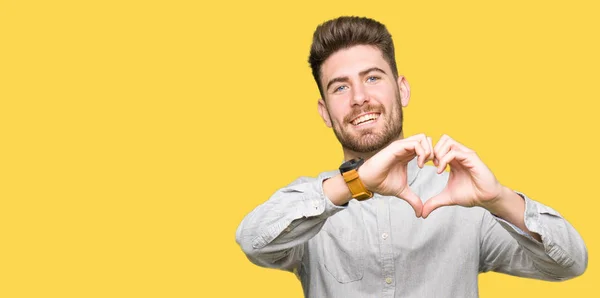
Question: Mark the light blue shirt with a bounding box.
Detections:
[236,158,587,297]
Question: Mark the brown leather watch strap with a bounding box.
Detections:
[342,169,373,200]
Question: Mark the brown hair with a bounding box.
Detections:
[308,16,399,99]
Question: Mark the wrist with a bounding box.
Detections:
[480,186,538,240]
[480,186,522,217]
[339,158,373,201]
[356,166,372,191]
[323,174,353,206]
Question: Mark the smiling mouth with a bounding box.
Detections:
[351,113,380,126]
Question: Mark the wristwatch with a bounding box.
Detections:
[339,158,373,201]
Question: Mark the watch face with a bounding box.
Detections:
[339,158,364,173]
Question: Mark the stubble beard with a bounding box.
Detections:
[331,93,404,153]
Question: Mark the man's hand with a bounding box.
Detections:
[421,135,504,218]
[359,134,434,217]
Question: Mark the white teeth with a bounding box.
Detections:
[352,113,379,125]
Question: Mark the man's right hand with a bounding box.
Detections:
[358,134,434,217]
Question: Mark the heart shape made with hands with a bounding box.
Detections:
[360,134,504,219]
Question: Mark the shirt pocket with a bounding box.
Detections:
[317,206,366,283]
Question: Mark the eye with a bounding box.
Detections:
[366,76,380,83]
[334,85,348,93]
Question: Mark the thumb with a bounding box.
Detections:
[398,187,423,218]
[422,189,453,219]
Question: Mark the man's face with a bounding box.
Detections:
[318,45,410,153]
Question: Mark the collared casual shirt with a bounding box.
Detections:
[236,158,587,297]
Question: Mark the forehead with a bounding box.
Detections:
[320,45,391,84]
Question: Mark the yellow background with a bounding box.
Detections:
[1,0,598,297]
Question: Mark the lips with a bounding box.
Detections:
[351,112,380,126]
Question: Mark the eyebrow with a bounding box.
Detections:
[325,67,388,91]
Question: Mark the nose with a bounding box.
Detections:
[351,83,369,106]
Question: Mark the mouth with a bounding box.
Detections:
[351,112,381,126]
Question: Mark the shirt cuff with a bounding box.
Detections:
[491,191,578,269]
[491,191,541,243]
[284,172,347,218]
[311,172,348,216]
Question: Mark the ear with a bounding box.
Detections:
[397,75,411,107]
[317,98,332,128]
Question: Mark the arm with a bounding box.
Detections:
[479,193,588,280]
[235,174,348,271]
[422,134,588,280]
[481,186,541,241]
[236,134,436,270]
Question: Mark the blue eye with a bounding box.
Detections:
[367,76,380,82]
[335,85,348,92]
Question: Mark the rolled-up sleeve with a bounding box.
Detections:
[480,192,588,280]
[236,173,346,270]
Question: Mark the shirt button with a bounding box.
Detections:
[312,201,319,208]
[385,277,393,284]
[382,233,389,240]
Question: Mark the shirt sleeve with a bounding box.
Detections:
[479,192,588,281]
[235,173,346,271]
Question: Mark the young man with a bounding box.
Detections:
[235,16,587,297]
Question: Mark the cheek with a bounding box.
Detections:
[332,110,348,124]
[370,85,397,106]
[327,102,350,123]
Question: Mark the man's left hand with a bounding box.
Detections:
[421,135,505,218]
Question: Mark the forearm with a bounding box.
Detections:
[322,174,353,206]
[236,175,345,269]
[481,191,588,280]
[482,186,541,241]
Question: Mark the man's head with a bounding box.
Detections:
[309,16,399,98]
[309,16,410,154]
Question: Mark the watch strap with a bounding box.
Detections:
[342,169,373,200]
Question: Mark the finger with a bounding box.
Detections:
[419,137,431,166]
[373,139,417,168]
[433,134,450,166]
[404,133,428,143]
[437,149,454,173]
[397,187,423,217]
[389,140,417,158]
[422,189,453,218]
[376,140,422,173]
[413,141,427,168]
[438,135,474,154]
[435,144,454,173]
[433,134,450,154]
[437,149,470,174]
[435,145,452,172]
[426,136,434,163]
[435,136,468,172]
[389,137,428,167]
[435,135,455,158]
[406,134,430,165]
